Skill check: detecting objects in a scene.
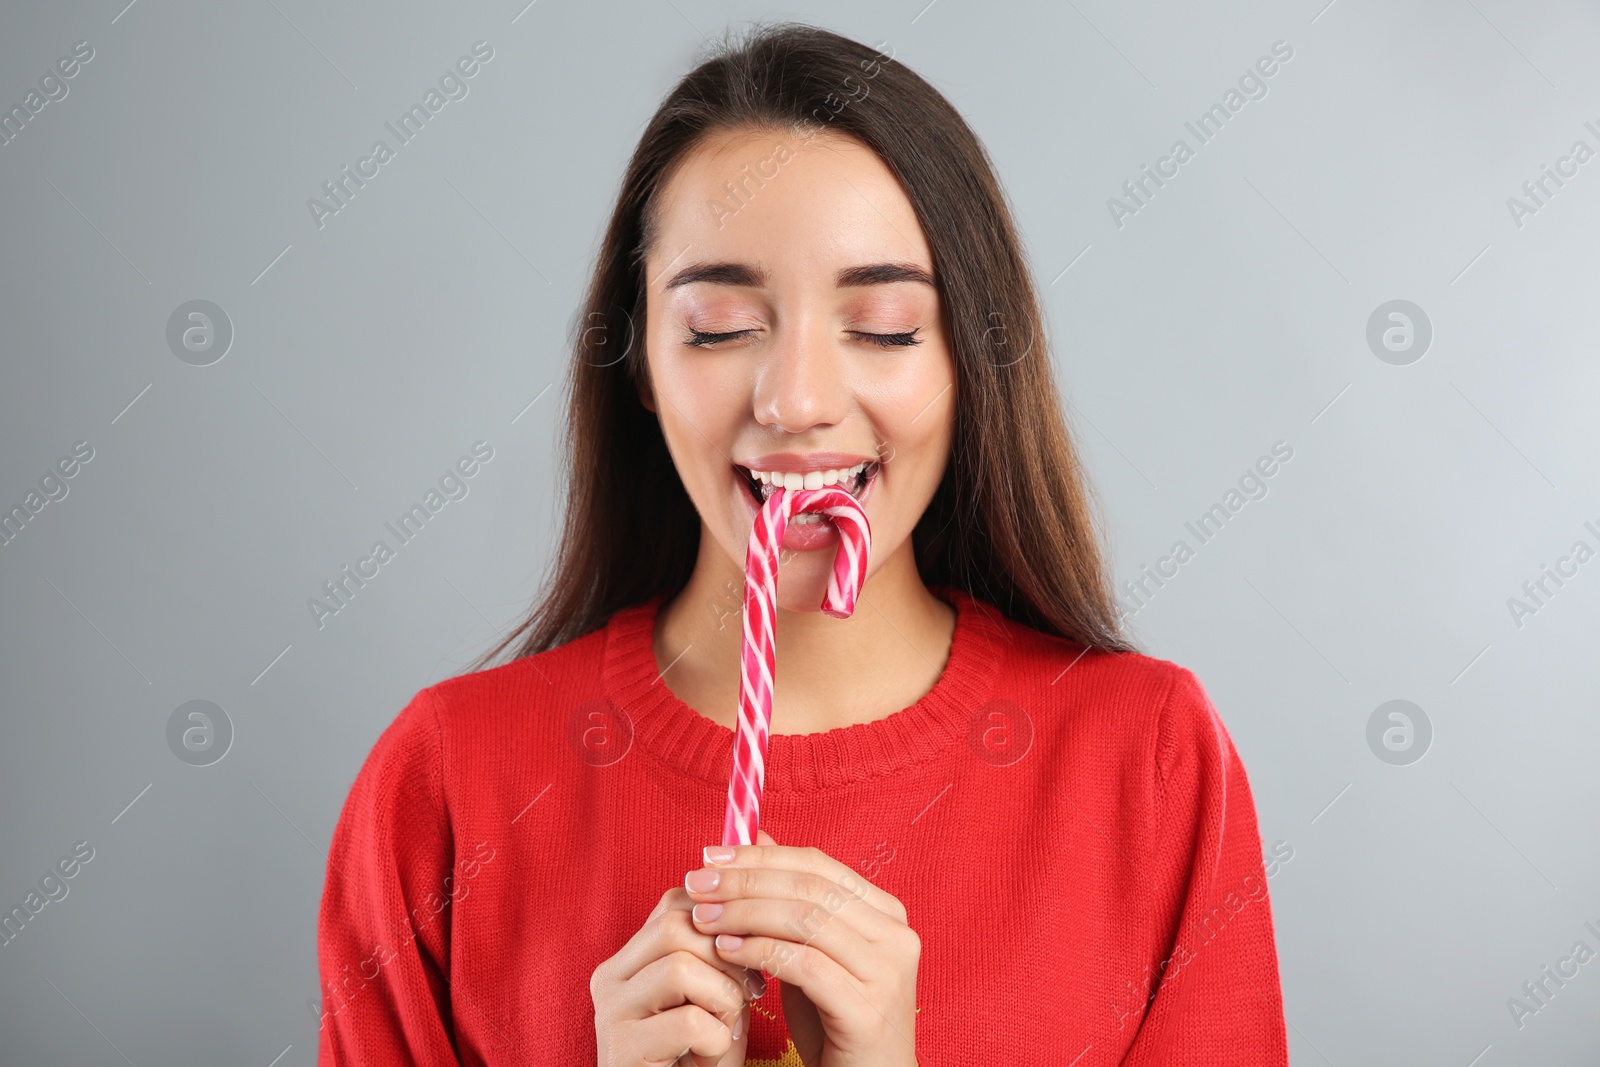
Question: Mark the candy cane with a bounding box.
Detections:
[721,485,871,846]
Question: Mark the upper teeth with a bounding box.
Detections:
[754,464,869,491]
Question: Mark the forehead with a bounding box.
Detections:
[649,127,933,280]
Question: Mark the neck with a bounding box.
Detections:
[653,528,958,735]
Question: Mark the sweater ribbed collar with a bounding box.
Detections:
[602,584,1006,793]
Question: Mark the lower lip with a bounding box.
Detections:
[738,469,875,552]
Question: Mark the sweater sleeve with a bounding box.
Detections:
[1119,668,1289,1066]
[316,687,461,1065]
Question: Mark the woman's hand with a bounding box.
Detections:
[590,883,766,1066]
[685,830,920,1067]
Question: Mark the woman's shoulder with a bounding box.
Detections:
[350,614,617,781]
[982,604,1202,714]
[416,617,614,736]
[981,607,1226,775]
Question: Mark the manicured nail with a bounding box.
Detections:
[692,902,723,922]
[716,933,743,951]
[685,868,720,893]
[704,845,736,864]
[732,1008,746,1040]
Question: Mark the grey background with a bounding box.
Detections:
[2,0,1597,1063]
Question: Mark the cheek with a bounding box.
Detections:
[649,340,746,467]
[869,353,955,462]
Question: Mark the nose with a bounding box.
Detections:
[752,321,850,433]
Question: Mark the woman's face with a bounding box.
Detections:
[640,126,957,610]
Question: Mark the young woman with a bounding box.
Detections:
[316,22,1288,1067]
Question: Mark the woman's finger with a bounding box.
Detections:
[609,888,765,995]
[700,837,909,925]
[614,947,751,1024]
[713,930,918,1059]
[689,891,886,983]
[622,1001,742,1065]
[711,930,899,1024]
[686,863,905,947]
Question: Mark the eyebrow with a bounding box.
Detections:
[662,261,936,290]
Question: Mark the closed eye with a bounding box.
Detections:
[683,329,754,347]
[853,329,922,348]
[682,328,923,348]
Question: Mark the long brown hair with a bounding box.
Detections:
[469,20,1138,671]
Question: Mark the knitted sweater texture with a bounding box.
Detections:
[316,585,1288,1064]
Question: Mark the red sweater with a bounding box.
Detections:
[316,585,1288,1064]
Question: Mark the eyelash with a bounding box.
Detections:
[683,328,923,349]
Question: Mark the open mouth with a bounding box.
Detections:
[733,461,878,524]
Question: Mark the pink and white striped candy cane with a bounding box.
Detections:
[721,485,871,846]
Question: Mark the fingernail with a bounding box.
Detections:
[692,902,723,922]
[750,973,767,997]
[716,933,743,951]
[685,869,720,893]
[732,1008,746,1040]
[704,845,736,864]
